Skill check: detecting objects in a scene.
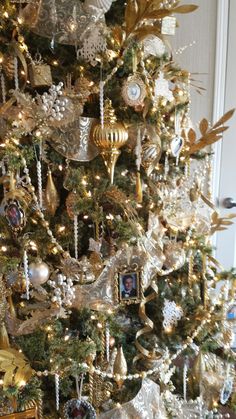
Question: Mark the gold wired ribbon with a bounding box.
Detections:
[133,281,159,363]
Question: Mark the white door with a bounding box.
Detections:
[213,0,236,269]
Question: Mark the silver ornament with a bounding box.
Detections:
[28,260,50,286]
[170,135,184,157]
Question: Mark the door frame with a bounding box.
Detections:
[212,0,229,255]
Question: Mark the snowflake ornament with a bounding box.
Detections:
[77,25,107,66]
[154,71,174,102]
[163,299,183,331]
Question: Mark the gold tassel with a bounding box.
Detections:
[44,170,60,216]
[0,323,10,349]
[136,172,143,203]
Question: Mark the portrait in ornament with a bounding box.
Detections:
[118,271,140,303]
[4,200,25,231]
[122,75,147,107]
[64,399,96,419]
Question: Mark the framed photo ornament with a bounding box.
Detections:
[115,264,143,305]
[122,75,147,108]
[64,398,96,419]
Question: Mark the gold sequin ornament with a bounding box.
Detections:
[113,346,127,388]
[92,99,128,184]
[44,170,60,216]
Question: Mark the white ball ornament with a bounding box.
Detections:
[28,259,50,286]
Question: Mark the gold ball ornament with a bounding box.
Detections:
[92,99,128,184]
[113,346,127,388]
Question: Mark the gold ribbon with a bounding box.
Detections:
[133,281,159,363]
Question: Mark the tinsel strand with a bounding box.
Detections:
[55,373,60,411]
[74,214,78,259]
[1,72,6,103]
[23,249,30,300]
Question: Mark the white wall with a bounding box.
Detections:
[172,0,217,125]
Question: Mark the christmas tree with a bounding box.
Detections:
[0,0,236,417]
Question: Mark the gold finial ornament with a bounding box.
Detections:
[92,99,128,184]
[113,346,127,388]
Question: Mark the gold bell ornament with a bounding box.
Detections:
[92,99,128,184]
[113,346,128,388]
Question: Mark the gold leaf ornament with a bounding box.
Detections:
[0,348,34,389]
[185,109,235,155]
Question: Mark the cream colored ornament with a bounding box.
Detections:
[28,259,50,286]
[92,99,128,184]
[143,35,166,58]
[113,346,127,388]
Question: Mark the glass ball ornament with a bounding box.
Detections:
[28,259,50,286]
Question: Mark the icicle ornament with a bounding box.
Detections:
[55,373,60,411]
[74,214,78,259]
[23,250,30,300]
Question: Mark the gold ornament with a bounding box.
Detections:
[122,74,146,108]
[92,99,128,184]
[136,172,143,203]
[0,407,39,418]
[66,191,78,219]
[113,346,127,388]
[44,170,59,216]
[0,323,10,349]
[2,55,15,80]
[29,60,52,88]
